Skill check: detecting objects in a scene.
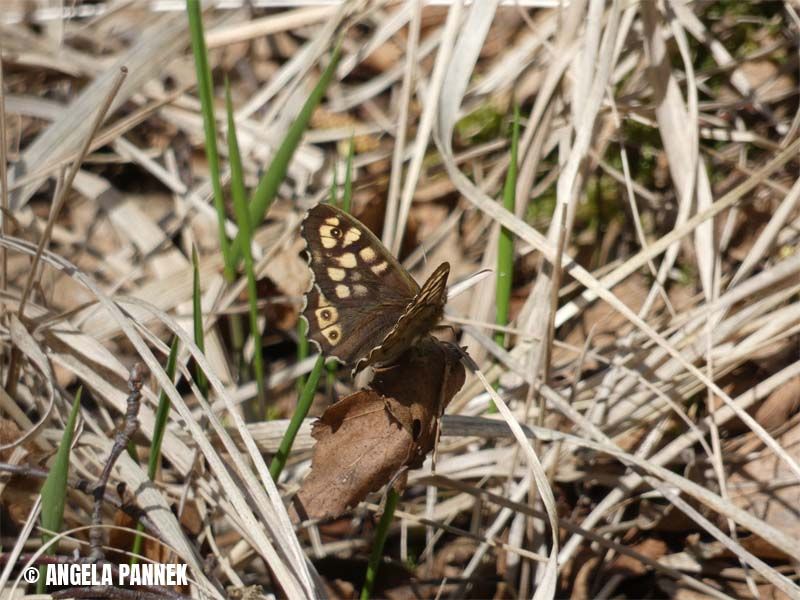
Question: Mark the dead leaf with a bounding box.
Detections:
[557,274,649,370]
[0,418,43,527]
[569,554,600,600]
[294,389,416,520]
[607,538,668,577]
[294,339,465,520]
[728,417,800,559]
[753,377,800,431]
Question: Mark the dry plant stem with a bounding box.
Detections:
[555,135,800,327]
[90,363,146,561]
[52,587,184,600]
[391,2,462,256]
[421,475,728,599]
[8,87,189,194]
[545,326,595,484]
[0,49,8,295]
[17,67,127,316]
[366,502,547,565]
[4,67,126,395]
[538,207,568,443]
[0,462,160,535]
[382,0,421,248]
[519,207,567,596]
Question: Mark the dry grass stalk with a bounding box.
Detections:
[1,2,799,599]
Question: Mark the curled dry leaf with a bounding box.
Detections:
[294,339,465,521]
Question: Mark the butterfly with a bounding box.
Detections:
[301,203,450,374]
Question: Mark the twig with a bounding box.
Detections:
[90,363,146,561]
[52,588,177,600]
[0,461,158,534]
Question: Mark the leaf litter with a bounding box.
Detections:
[0,2,799,599]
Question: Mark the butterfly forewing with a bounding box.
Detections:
[302,204,415,364]
[301,203,450,372]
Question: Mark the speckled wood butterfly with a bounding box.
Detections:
[301,203,450,374]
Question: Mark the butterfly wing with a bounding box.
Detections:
[355,261,450,372]
[301,203,419,365]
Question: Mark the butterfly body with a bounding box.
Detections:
[301,203,449,374]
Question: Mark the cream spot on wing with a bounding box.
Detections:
[321,324,342,345]
[342,227,361,247]
[316,292,331,308]
[337,253,357,268]
[359,246,377,263]
[315,306,338,327]
[321,237,336,249]
[328,267,346,281]
[335,285,351,298]
[353,285,368,297]
[320,224,343,243]
[372,261,389,275]
[324,217,340,226]
[351,272,362,282]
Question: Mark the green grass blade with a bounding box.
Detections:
[186,0,233,280]
[342,134,355,213]
[360,489,400,600]
[230,38,343,267]
[494,105,520,347]
[191,246,209,399]
[148,339,179,480]
[330,157,339,205]
[270,354,324,481]
[38,388,81,592]
[296,319,309,393]
[226,80,267,419]
[131,337,179,563]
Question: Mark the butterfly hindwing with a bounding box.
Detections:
[355,261,450,372]
[301,203,450,372]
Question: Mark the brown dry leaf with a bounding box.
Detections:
[0,418,30,458]
[607,538,668,577]
[556,273,649,369]
[728,416,800,559]
[294,339,465,520]
[430,537,479,580]
[568,555,600,600]
[753,377,800,431]
[295,389,416,520]
[0,418,43,527]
